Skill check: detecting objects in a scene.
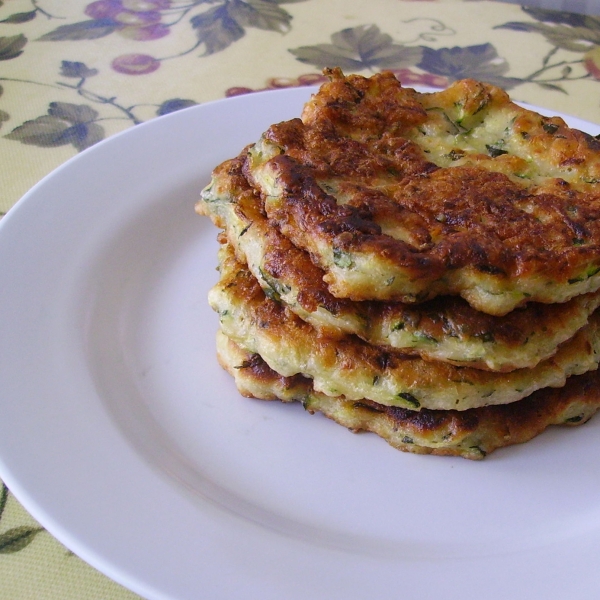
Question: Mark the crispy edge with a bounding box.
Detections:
[216,331,600,460]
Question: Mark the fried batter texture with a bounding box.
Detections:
[209,244,600,412]
[245,69,600,315]
[198,153,600,371]
[197,69,600,459]
[217,331,600,460]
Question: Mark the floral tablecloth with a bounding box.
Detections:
[2,0,600,597]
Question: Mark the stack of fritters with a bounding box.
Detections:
[197,68,600,459]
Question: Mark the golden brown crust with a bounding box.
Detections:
[198,154,600,371]
[209,244,600,411]
[245,69,600,313]
[198,69,600,459]
[216,331,600,460]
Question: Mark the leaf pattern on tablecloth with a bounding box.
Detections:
[495,7,600,86]
[0,526,44,554]
[0,34,27,59]
[287,19,600,94]
[2,60,199,151]
[416,44,524,89]
[0,85,9,129]
[0,484,44,555]
[5,101,104,151]
[1,0,63,22]
[35,0,308,74]
[191,0,298,55]
[39,18,121,41]
[498,6,600,50]
[0,10,37,25]
[288,25,530,88]
[290,24,424,71]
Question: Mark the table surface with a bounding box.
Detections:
[3,0,600,597]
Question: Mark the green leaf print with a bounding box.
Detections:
[38,19,120,42]
[229,0,294,33]
[417,43,524,89]
[0,526,43,554]
[290,24,423,71]
[0,10,37,24]
[0,34,27,60]
[6,102,105,151]
[0,484,44,555]
[191,0,301,55]
[191,5,245,55]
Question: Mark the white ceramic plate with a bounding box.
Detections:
[2,87,600,600]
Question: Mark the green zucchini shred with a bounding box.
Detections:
[332,248,354,269]
[397,392,420,408]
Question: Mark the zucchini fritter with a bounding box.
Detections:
[198,69,600,459]
[217,331,600,460]
[210,244,600,412]
[198,153,600,371]
[245,69,600,315]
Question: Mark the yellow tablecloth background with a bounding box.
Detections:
[2,0,600,597]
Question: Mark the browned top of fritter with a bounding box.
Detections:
[202,154,600,370]
[249,68,600,295]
